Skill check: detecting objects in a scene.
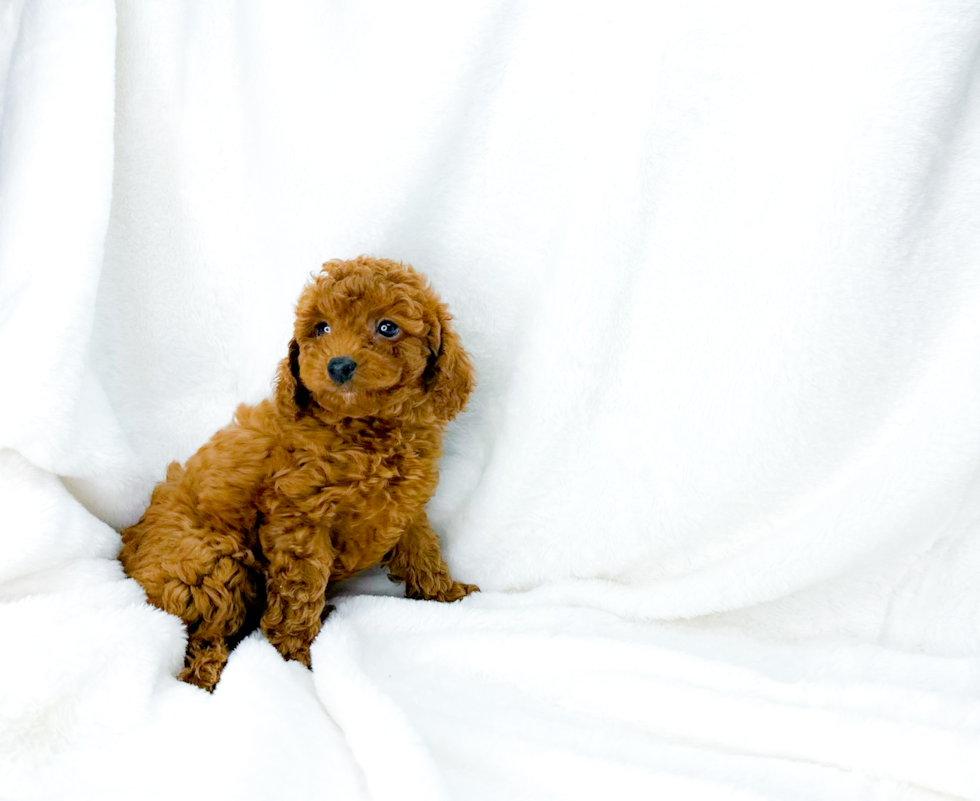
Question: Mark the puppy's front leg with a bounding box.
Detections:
[259,519,334,666]
[383,513,478,602]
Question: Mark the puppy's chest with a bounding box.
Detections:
[264,431,434,517]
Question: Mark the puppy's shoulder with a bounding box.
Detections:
[232,399,280,433]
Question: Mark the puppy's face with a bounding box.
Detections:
[279,257,473,422]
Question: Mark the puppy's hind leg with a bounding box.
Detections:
[181,636,229,691]
[157,553,262,692]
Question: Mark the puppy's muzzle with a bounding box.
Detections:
[328,357,357,385]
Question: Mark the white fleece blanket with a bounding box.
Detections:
[2,0,980,798]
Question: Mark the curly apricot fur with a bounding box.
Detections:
[119,257,478,691]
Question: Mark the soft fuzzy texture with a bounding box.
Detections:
[120,257,476,689]
[2,1,980,799]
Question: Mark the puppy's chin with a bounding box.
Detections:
[335,390,361,408]
[322,376,397,400]
[313,384,359,408]
[311,384,394,419]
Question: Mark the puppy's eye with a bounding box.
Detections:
[376,320,400,339]
[313,321,330,336]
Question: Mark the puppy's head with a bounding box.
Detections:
[275,256,474,423]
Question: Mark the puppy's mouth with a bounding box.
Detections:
[318,356,404,401]
[320,378,361,399]
[325,381,395,399]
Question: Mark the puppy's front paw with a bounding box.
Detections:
[264,631,313,667]
[290,646,312,668]
[443,581,479,602]
[409,580,479,603]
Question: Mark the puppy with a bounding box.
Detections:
[119,256,478,691]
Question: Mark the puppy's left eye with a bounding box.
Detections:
[314,321,330,336]
[376,320,400,339]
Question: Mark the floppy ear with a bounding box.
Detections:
[274,339,313,414]
[424,306,475,423]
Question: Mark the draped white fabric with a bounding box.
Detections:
[1,1,979,798]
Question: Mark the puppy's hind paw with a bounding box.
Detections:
[180,638,229,692]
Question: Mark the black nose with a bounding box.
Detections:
[327,357,357,384]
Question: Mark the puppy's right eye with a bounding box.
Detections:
[314,321,330,336]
